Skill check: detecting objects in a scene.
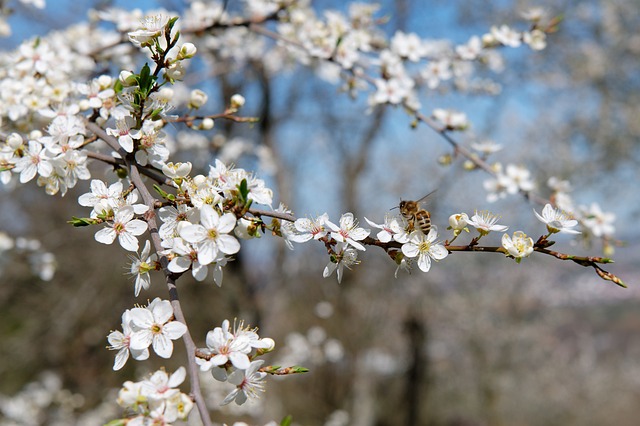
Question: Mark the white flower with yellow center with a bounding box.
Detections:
[401,228,448,273]
[534,203,580,234]
[501,231,534,262]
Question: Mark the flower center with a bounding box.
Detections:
[418,241,431,252]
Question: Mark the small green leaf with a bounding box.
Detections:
[113,79,123,94]
[68,217,98,227]
[280,415,293,426]
[167,16,179,32]
[103,419,127,426]
[238,178,249,202]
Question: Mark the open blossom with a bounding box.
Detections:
[158,204,199,239]
[166,237,210,282]
[197,319,253,372]
[128,240,158,296]
[505,164,534,192]
[129,298,187,359]
[401,228,448,273]
[390,31,426,62]
[432,108,468,131]
[291,213,329,243]
[106,115,141,153]
[490,25,521,47]
[221,360,267,406]
[94,205,148,251]
[140,366,185,402]
[117,367,193,423]
[534,203,580,234]
[326,213,370,251]
[364,216,403,243]
[421,58,452,89]
[179,204,240,265]
[501,231,534,261]
[12,140,53,183]
[323,242,360,284]
[466,210,508,236]
[371,77,413,105]
[580,203,616,238]
[523,29,547,50]
[456,35,483,60]
[78,179,123,214]
[483,163,533,202]
[107,310,150,371]
[128,14,169,47]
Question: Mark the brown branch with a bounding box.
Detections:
[84,120,213,426]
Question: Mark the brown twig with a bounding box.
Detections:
[84,120,213,426]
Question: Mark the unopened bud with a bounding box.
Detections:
[177,42,197,60]
[448,213,469,232]
[119,70,137,86]
[230,94,245,109]
[438,154,453,166]
[201,117,215,130]
[463,160,476,170]
[188,89,208,109]
[97,75,113,89]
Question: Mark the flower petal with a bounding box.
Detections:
[180,224,206,243]
[95,227,116,245]
[163,321,188,340]
[217,234,240,255]
[152,334,173,358]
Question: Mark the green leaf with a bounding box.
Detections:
[167,16,179,32]
[68,217,98,227]
[137,63,157,96]
[103,419,127,426]
[113,78,123,94]
[238,178,249,202]
[153,184,176,201]
[279,415,293,426]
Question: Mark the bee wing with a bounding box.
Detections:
[416,189,437,204]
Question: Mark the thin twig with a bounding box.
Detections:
[84,120,214,426]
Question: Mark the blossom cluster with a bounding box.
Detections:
[196,319,275,406]
[0,3,623,424]
[155,159,273,286]
[107,298,187,370]
[115,367,193,425]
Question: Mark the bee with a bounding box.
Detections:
[396,190,437,235]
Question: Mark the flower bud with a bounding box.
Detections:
[29,130,43,139]
[234,218,259,239]
[201,118,215,130]
[192,174,207,186]
[230,94,245,109]
[6,133,24,148]
[188,89,208,109]
[448,213,469,231]
[156,87,174,103]
[119,70,137,86]
[97,75,113,89]
[463,160,476,170]
[177,42,197,60]
[260,338,276,352]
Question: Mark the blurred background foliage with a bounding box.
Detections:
[0,0,639,425]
